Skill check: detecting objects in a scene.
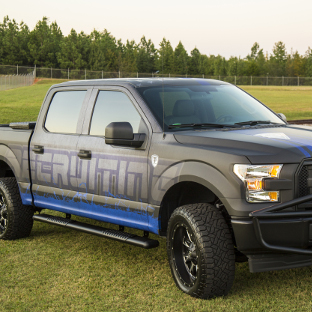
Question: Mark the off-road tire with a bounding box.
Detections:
[167,203,235,299]
[0,178,34,240]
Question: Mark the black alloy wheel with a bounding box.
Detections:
[171,223,198,287]
[0,193,8,235]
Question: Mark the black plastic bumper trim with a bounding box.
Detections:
[248,254,312,273]
[249,194,312,255]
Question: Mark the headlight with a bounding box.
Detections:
[233,164,283,203]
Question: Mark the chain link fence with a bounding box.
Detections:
[0,65,36,91]
[1,64,312,90]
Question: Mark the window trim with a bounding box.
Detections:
[42,87,92,135]
[82,87,150,138]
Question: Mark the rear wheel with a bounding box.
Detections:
[0,178,34,240]
[167,203,235,299]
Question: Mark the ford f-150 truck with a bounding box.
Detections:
[1,78,312,299]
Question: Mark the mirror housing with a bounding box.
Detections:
[277,113,287,123]
[105,122,146,148]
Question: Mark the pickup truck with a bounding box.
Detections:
[1,78,312,299]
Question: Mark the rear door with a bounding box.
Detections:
[30,86,92,213]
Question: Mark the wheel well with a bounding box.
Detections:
[0,160,15,178]
[159,182,217,235]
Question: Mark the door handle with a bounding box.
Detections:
[32,145,44,154]
[78,150,91,159]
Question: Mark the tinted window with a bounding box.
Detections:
[137,84,284,130]
[45,91,86,134]
[90,91,142,136]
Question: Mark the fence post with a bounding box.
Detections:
[267,75,268,86]
[85,69,86,80]
[51,67,52,79]
[169,73,170,78]
[68,68,69,80]
[137,72,138,78]
[17,64,18,75]
[34,64,36,78]
[298,76,300,86]
[119,71,120,78]
[251,76,252,85]
[282,76,284,86]
[235,76,236,85]
[219,75,220,80]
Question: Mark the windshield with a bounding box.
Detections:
[136,83,284,131]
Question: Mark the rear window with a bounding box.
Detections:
[45,91,87,134]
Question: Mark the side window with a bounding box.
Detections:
[45,91,87,134]
[90,91,143,136]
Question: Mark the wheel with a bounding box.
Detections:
[0,178,34,240]
[166,203,235,299]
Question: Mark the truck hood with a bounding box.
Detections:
[174,125,312,164]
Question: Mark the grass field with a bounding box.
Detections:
[1,80,312,311]
[242,86,312,120]
[0,80,312,124]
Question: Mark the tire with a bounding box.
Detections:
[166,203,235,299]
[0,178,34,240]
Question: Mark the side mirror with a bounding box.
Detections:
[105,122,146,148]
[277,113,287,123]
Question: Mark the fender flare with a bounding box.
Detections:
[150,161,240,211]
[0,144,21,178]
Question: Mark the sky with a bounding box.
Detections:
[1,0,312,59]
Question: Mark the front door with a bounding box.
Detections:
[75,88,154,231]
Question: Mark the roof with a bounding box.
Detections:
[54,78,229,89]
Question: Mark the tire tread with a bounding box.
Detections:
[0,177,34,240]
[167,203,235,299]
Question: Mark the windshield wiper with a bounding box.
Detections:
[168,123,234,129]
[234,120,278,126]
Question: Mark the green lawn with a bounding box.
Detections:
[1,81,312,311]
[0,79,67,124]
[1,212,312,311]
[242,86,312,120]
[0,80,312,124]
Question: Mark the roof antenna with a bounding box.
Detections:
[162,49,166,139]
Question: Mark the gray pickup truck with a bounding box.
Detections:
[1,78,312,299]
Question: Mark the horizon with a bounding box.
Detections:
[1,0,311,59]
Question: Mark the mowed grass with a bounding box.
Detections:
[1,211,312,311]
[0,79,68,124]
[242,86,312,120]
[1,81,312,311]
[0,81,312,124]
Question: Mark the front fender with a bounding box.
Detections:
[150,161,241,209]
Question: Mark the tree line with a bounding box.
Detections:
[1,16,312,77]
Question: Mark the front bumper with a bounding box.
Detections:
[231,194,312,272]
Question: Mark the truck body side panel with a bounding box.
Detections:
[0,128,33,205]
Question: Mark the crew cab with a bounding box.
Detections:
[1,78,312,299]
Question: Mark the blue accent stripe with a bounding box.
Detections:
[33,193,159,235]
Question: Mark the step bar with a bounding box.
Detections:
[33,214,159,249]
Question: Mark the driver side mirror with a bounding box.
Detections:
[277,113,287,122]
[105,122,146,148]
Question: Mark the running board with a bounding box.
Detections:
[33,214,159,249]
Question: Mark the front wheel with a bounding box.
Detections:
[0,178,34,240]
[167,203,235,299]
